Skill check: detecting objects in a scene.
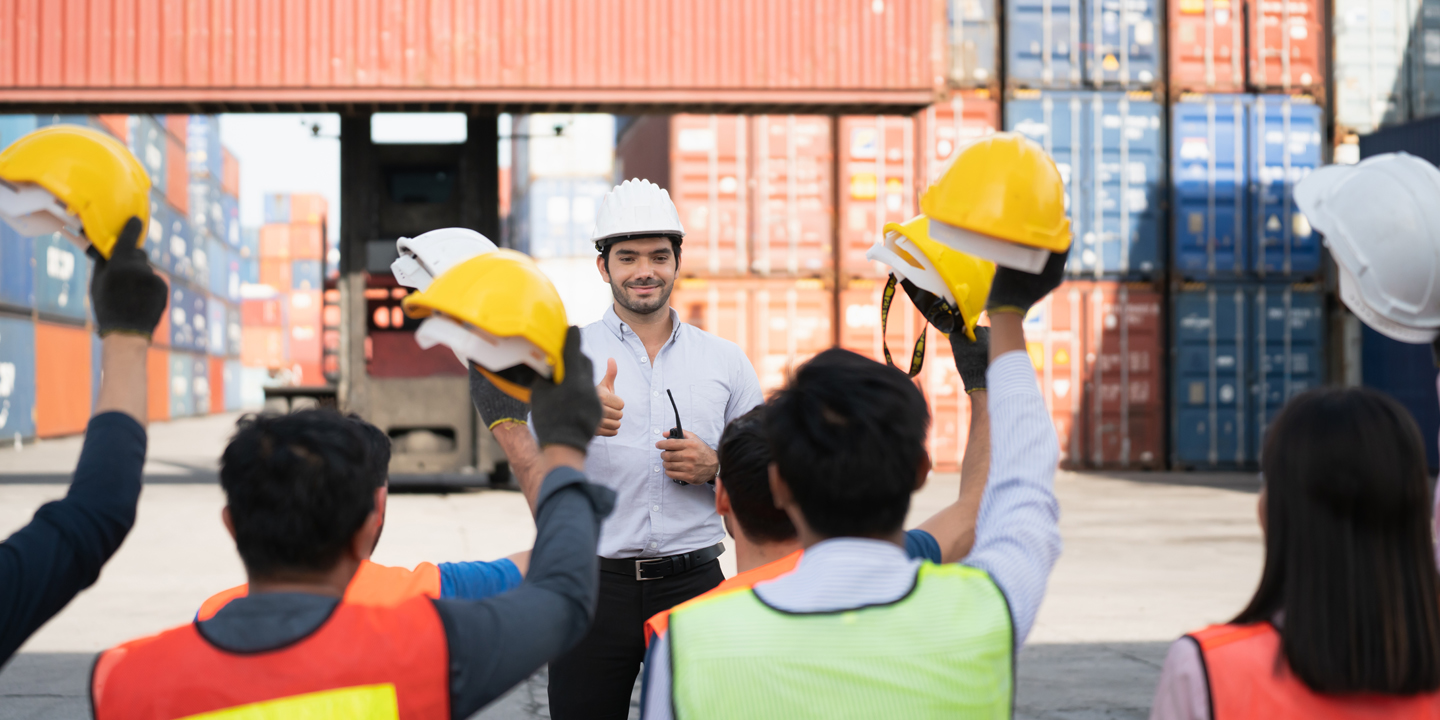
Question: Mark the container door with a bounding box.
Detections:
[1008,0,1082,87]
[1087,283,1164,468]
[1087,93,1163,278]
[1248,0,1324,92]
[949,0,1000,88]
[1173,284,1249,467]
[1169,0,1246,93]
[1008,93,1085,275]
[1172,95,1249,278]
[1252,284,1323,452]
[1250,98,1323,277]
[1089,0,1161,87]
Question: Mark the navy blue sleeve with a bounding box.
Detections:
[438,559,523,600]
[0,412,145,665]
[904,528,943,564]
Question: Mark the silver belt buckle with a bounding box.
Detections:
[635,557,665,581]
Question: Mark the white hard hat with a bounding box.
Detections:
[392,227,498,291]
[1295,152,1440,343]
[591,178,684,251]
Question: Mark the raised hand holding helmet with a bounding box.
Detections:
[89,216,167,338]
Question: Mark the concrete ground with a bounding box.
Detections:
[0,413,1263,719]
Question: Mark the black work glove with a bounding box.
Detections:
[470,364,531,430]
[985,249,1069,317]
[89,217,167,338]
[950,326,990,393]
[531,326,602,452]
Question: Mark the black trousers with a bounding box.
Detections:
[548,558,724,719]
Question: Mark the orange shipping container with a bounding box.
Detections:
[289,291,321,327]
[221,148,241,197]
[1026,285,1086,469]
[1169,0,1246,94]
[164,118,187,215]
[148,347,170,422]
[919,91,1001,184]
[289,194,328,225]
[752,116,833,278]
[289,223,325,261]
[96,114,128,141]
[34,322,92,438]
[670,115,750,277]
[290,324,322,363]
[292,361,324,387]
[209,356,226,414]
[1248,0,1324,93]
[1167,0,1324,95]
[258,259,293,290]
[241,297,286,327]
[241,327,286,369]
[838,115,915,279]
[258,225,291,260]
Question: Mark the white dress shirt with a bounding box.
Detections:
[580,305,763,559]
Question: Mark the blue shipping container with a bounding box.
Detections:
[1250,96,1324,277]
[169,284,209,352]
[1008,0,1081,88]
[1171,282,1325,468]
[0,115,37,152]
[187,115,224,181]
[207,238,229,297]
[1085,0,1161,87]
[947,0,999,87]
[169,352,194,418]
[169,211,197,284]
[1362,325,1440,470]
[127,116,168,192]
[292,260,323,291]
[1171,95,1324,279]
[1007,90,1163,279]
[0,223,35,310]
[1007,0,1159,89]
[207,299,227,356]
[0,316,37,440]
[241,258,259,285]
[221,194,241,248]
[34,234,88,322]
[264,194,291,224]
[224,358,243,411]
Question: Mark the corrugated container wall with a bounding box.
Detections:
[1334,0,1440,143]
[1007,90,1165,280]
[0,316,37,440]
[1007,0,1163,89]
[1247,0,1325,93]
[668,115,751,276]
[752,116,834,277]
[1169,0,1246,94]
[948,0,1001,88]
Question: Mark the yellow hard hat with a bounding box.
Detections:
[402,249,567,402]
[0,125,151,259]
[868,214,995,341]
[920,132,1071,273]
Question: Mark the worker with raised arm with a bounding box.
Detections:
[0,126,168,665]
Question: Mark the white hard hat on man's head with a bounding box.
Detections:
[1296,152,1440,343]
[591,178,685,252]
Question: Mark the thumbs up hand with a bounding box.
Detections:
[596,358,624,437]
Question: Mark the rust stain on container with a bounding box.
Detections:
[0,0,938,108]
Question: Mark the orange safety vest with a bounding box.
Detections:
[93,595,449,719]
[644,549,803,646]
[196,559,442,620]
[1190,622,1440,719]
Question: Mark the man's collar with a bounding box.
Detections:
[602,304,682,341]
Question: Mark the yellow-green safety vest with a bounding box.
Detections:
[669,561,1014,719]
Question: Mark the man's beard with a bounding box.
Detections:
[612,278,673,315]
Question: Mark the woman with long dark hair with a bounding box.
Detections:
[1150,386,1440,719]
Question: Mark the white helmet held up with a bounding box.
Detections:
[1295,152,1440,343]
[391,227,498,291]
[591,178,684,252]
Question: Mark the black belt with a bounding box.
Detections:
[599,542,726,581]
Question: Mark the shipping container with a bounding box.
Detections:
[838,115,916,278]
[205,238,226,298]
[1172,94,1250,276]
[190,177,225,242]
[169,283,207,352]
[0,316,37,440]
[145,194,175,274]
[1334,0,1415,134]
[919,90,1002,185]
[221,194,241,248]
[1171,281,1323,468]
[263,195,291,225]
[191,354,211,416]
[0,115,37,150]
[752,116,834,277]
[1008,0,1083,88]
[224,359,243,411]
[259,224,291,260]
[241,327,286,369]
[948,0,1001,88]
[1169,0,1246,94]
[289,223,325,261]
[207,300,227,356]
[290,291,322,328]
[1023,284,1087,467]
[209,356,227,414]
[667,115,751,276]
[1088,0,1163,87]
[187,116,223,180]
[33,233,88,322]
[168,209,196,284]
[1247,0,1325,93]
[291,324,323,364]
[513,177,612,259]
[292,260,323,291]
[259,259,293,290]
[226,305,242,358]
[0,223,34,310]
[222,148,241,197]
[127,116,167,191]
[1361,324,1440,469]
[512,115,617,182]
[96,115,128,141]
[147,347,169,422]
[1249,96,1323,276]
[1008,90,1164,279]
[289,194,328,225]
[165,127,188,215]
[242,297,287,327]
[1081,282,1164,468]
[169,351,194,418]
[34,321,91,438]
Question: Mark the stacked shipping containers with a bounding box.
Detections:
[0,114,243,440]
[246,193,329,388]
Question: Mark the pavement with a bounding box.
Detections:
[0,413,1263,719]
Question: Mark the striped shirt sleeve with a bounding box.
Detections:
[963,350,1062,645]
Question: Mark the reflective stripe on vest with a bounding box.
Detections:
[196,559,443,620]
[93,595,449,720]
[1191,622,1440,719]
[669,562,1014,720]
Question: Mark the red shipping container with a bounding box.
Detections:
[258,259,292,290]
[289,291,321,327]
[34,322,92,438]
[208,356,226,414]
[241,297,286,327]
[289,194,328,225]
[1248,0,1324,93]
[147,347,170,422]
[838,115,916,279]
[164,117,187,215]
[671,277,753,354]
[96,115,128,141]
[1169,0,1246,94]
[242,327,286,368]
[669,115,751,277]
[920,91,1001,185]
[258,225,291,259]
[221,148,241,197]
[289,223,325,261]
[1024,284,1086,469]
[1082,282,1164,469]
[751,116,833,278]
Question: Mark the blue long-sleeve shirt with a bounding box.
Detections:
[0,412,144,664]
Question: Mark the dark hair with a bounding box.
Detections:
[1235,386,1440,694]
[764,348,929,538]
[719,406,796,544]
[346,413,392,489]
[599,236,682,272]
[220,410,377,578]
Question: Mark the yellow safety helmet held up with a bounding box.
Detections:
[867,214,995,342]
[920,132,1071,273]
[0,125,151,259]
[402,249,568,403]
